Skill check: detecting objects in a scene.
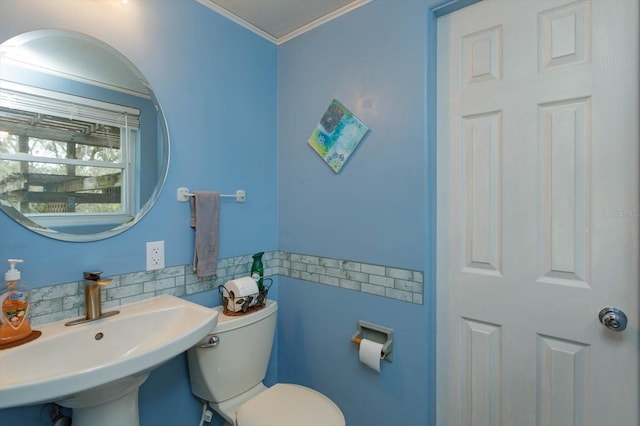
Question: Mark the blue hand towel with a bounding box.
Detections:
[190,191,220,277]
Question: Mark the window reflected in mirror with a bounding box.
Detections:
[0,82,139,229]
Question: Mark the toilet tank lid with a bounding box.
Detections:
[213,299,277,333]
[236,383,345,426]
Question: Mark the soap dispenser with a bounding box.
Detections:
[0,259,33,343]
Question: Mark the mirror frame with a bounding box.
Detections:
[0,30,170,242]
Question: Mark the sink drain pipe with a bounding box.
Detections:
[50,404,72,426]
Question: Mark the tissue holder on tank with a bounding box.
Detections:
[219,278,272,316]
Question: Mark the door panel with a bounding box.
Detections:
[436,1,639,425]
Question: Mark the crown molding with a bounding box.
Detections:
[196,0,372,45]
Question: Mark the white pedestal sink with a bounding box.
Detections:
[0,295,218,426]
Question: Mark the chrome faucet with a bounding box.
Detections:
[65,271,119,326]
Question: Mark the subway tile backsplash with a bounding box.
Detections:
[29,251,423,326]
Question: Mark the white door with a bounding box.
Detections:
[436,0,639,425]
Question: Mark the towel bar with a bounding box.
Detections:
[176,187,245,203]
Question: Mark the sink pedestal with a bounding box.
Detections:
[57,373,150,426]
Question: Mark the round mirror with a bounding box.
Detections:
[0,30,169,241]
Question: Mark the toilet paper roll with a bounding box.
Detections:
[359,338,384,372]
[223,277,259,312]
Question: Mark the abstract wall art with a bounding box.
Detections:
[307,99,369,173]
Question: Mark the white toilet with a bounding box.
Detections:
[187,300,345,426]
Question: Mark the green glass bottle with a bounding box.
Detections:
[250,252,265,291]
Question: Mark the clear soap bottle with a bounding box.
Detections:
[0,259,32,343]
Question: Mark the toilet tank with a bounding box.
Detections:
[188,300,277,403]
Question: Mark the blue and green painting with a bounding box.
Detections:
[308,99,369,173]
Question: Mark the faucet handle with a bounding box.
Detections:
[83,271,104,280]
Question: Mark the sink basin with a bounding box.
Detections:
[0,294,218,425]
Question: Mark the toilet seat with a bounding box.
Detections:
[236,383,345,426]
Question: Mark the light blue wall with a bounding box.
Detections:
[277,1,437,424]
[1,0,446,425]
[0,0,277,425]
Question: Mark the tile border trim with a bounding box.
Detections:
[29,251,423,325]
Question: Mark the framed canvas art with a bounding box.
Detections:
[308,99,369,173]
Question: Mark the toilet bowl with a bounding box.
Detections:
[187,300,345,426]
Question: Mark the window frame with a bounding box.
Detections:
[0,80,140,229]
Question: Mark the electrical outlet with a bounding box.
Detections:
[146,240,165,271]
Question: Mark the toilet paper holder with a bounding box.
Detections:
[351,320,393,362]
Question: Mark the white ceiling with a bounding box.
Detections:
[197,0,372,44]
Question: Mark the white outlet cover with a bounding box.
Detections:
[146,240,165,271]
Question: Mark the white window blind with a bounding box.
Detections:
[0,80,140,129]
